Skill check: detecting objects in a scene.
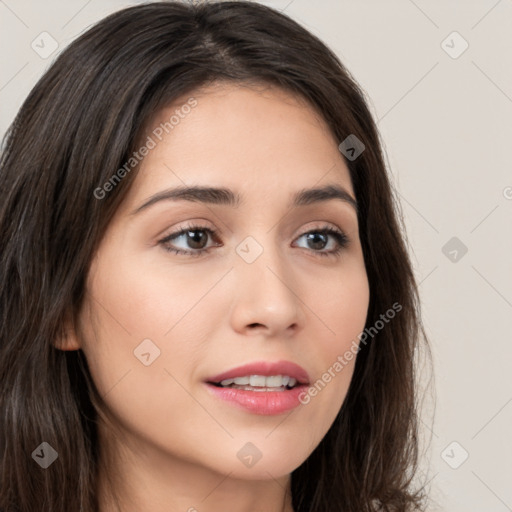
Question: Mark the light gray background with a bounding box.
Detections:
[1,1,511,510]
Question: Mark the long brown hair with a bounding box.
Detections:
[0,2,431,510]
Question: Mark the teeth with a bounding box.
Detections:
[218,375,297,388]
[266,375,283,387]
[249,375,266,387]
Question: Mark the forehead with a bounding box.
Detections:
[124,81,354,210]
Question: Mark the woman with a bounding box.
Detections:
[0,2,431,511]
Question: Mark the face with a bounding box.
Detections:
[69,81,369,481]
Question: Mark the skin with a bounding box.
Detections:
[60,81,370,512]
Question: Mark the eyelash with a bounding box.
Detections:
[158,223,350,259]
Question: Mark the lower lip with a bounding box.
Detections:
[205,383,307,415]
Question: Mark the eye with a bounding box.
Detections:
[158,223,350,258]
[293,225,349,258]
[159,224,221,257]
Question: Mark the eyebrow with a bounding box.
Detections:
[130,183,358,215]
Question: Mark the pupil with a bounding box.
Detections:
[307,233,327,250]
[187,230,207,249]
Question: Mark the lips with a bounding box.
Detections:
[205,360,310,415]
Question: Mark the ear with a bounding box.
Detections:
[53,312,82,351]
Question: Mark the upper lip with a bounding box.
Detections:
[207,360,310,385]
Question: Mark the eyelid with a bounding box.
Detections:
[159,223,220,245]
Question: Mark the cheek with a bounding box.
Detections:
[77,256,222,459]
[84,244,223,345]
[313,255,370,354]
[296,257,369,426]
[78,249,216,401]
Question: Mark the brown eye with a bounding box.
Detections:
[294,226,349,258]
[181,230,209,249]
[159,225,221,256]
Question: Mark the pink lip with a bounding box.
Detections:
[205,360,310,416]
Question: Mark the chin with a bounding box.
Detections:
[201,435,315,480]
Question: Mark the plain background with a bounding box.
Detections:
[1,1,511,510]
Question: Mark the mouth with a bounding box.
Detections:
[208,374,300,392]
[204,360,310,415]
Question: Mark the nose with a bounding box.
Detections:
[228,241,305,337]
